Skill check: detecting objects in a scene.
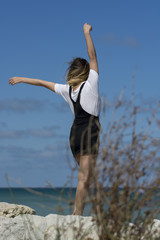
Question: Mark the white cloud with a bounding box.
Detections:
[0,125,62,139]
[99,33,140,48]
[0,143,65,166]
[0,122,8,129]
[0,98,45,113]
[0,98,70,114]
[123,36,139,48]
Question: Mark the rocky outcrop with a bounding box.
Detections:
[0,202,160,240]
[0,213,99,240]
[0,202,36,218]
[0,202,99,240]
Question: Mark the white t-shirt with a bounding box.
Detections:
[54,69,101,117]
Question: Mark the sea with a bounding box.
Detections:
[0,188,160,219]
[0,187,93,216]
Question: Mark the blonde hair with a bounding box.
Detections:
[66,58,89,87]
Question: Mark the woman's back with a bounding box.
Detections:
[55,69,101,116]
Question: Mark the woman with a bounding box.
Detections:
[9,23,101,216]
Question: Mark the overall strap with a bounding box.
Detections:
[77,82,85,102]
[69,82,85,103]
[69,86,74,103]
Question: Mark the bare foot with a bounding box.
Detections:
[72,208,81,215]
[72,210,76,215]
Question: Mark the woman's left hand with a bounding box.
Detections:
[83,23,92,34]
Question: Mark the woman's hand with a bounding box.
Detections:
[83,23,92,34]
[9,77,22,86]
[9,76,56,92]
[83,22,98,74]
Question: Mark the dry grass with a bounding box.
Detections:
[84,89,160,239]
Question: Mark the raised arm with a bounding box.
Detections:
[9,77,55,92]
[83,23,98,74]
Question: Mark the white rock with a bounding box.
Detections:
[141,219,160,240]
[0,203,160,240]
[0,202,36,218]
[120,222,139,240]
[151,219,160,237]
[0,214,100,240]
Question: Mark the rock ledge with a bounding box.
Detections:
[0,202,36,218]
[0,202,160,240]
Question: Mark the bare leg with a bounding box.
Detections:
[74,154,80,166]
[72,154,97,216]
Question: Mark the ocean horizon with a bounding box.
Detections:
[0,187,160,219]
[0,187,93,216]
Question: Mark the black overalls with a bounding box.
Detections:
[69,82,100,158]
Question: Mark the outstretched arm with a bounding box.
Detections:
[9,77,55,92]
[83,23,98,74]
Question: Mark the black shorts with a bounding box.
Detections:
[69,119,100,158]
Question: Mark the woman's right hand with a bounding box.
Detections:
[9,77,22,86]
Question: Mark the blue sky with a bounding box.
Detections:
[0,0,160,187]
